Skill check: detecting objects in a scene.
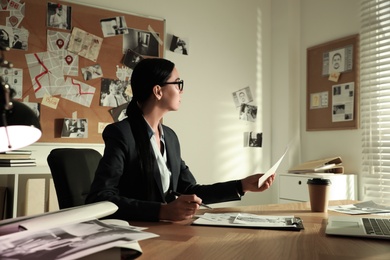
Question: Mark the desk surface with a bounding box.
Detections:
[129,200,390,260]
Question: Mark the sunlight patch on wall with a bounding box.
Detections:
[212,7,265,182]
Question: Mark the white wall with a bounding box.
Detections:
[299,0,361,191]
[270,0,302,201]
[271,0,361,199]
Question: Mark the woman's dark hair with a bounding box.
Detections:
[126,58,175,199]
[130,58,175,103]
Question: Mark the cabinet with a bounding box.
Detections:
[279,173,357,203]
[0,166,52,218]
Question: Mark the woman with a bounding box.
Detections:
[86,58,275,222]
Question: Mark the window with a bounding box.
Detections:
[360,0,390,205]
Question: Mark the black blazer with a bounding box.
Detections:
[86,118,240,221]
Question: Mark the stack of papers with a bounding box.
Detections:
[0,202,158,259]
[328,200,390,215]
[288,156,344,174]
[193,213,304,231]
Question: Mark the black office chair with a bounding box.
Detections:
[47,148,102,209]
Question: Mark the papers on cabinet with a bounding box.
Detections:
[328,200,390,215]
[288,157,344,174]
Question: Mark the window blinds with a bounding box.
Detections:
[360,0,390,205]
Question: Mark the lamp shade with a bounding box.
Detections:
[0,100,42,152]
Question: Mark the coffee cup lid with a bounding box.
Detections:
[307,178,331,185]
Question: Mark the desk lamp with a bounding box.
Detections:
[0,45,41,153]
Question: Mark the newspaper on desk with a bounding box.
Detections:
[0,202,158,259]
[193,213,304,231]
[0,219,158,260]
[328,200,390,215]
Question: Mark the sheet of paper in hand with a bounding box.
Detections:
[258,146,289,188]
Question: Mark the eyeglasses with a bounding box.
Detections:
[161,80,184,91]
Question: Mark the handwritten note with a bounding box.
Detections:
[42,94,59,109]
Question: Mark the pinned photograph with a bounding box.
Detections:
[47,3,71,30]
[100,16,128,37]
[61,118,88,138]
[123,49,144,69]
[0,25,13,49]
[244,132,262,147]
[109,102,129,122]
[322,45,353,76]
[100,78,130,107]
[170,35,188,55]
[123,28,159,57]
[232,86,253,107]
[11,27,28,50]
[81,64,103,81]
[239,103,257,122]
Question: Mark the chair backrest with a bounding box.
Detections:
[47,148,102,209]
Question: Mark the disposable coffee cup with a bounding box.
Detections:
[307,178,331,212]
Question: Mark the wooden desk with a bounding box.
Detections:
[129,200,390,260]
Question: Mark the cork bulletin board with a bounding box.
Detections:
[306,34,359,131]
[0,0,165,143]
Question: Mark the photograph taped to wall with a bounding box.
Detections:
[81,64,103,81]
[11,27,28,50]
[123,28,159,57]
[0,25,13,48]
[123,49,144,69]
[110,102,129,122]
[100,78,130,107]
[232,86,253,107]
[244,132,262,147]
[332,82,354,122]
[100,16,129,37]
[47,2,72,30]
[322,45,353,76]
[239,103,257,122]
[170,35,188,55]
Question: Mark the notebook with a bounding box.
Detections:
[325,216,390,240]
